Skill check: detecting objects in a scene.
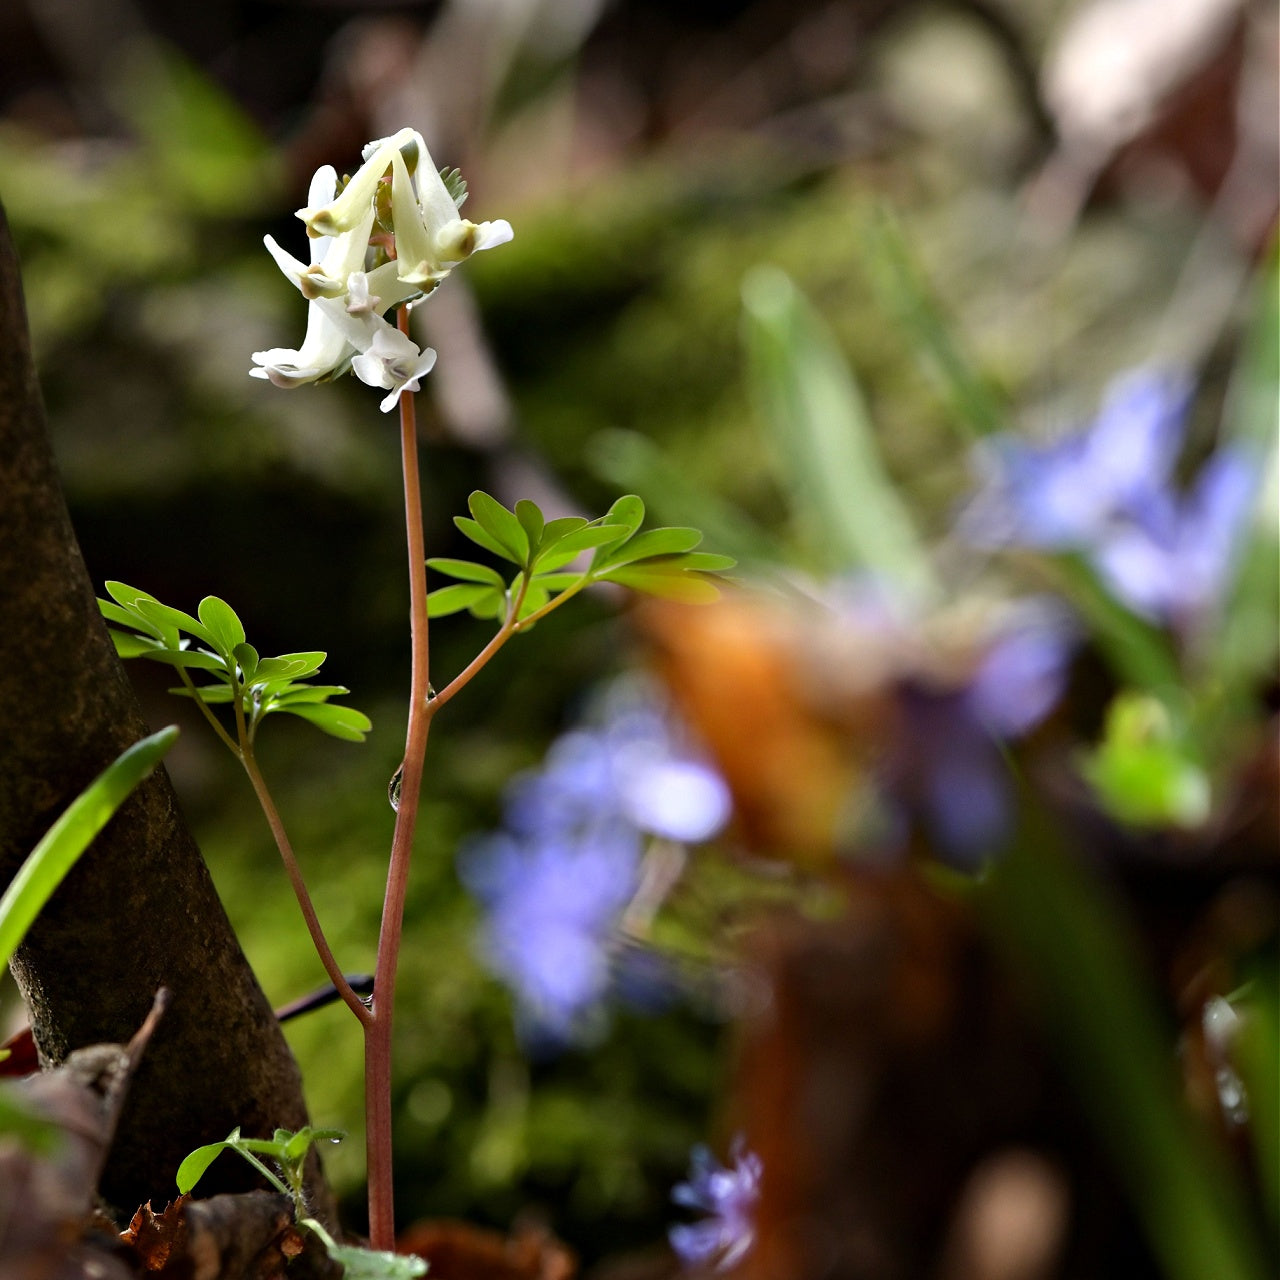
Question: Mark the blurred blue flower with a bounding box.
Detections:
[462,827,641,1044]
[1094,447,1256,624]
[960,369,1189,549]
[669,1137,761,1272]
[463,681,731,1044]
[959,367,1256,627]
[898,601,1075,866]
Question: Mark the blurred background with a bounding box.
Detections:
[1,0,1276,1276]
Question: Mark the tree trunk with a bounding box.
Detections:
[0,202,336,1228]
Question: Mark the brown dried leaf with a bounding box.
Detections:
[120,1196,191,1271]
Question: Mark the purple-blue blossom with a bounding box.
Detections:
[462,826,641,1043]
[669,1137,762,1272]
[1092,447,1256,625]
[896,601,1075,865]
[958,367,1256,627]
[462,682,731,1044]
[960,369,1189,550]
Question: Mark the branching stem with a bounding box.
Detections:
[429,575,530,712]
[513,578,588,632]
[240,746,371,1027]
[177,667,242,760]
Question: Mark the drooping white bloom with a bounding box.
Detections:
[254,127,510,404]
[344,270,380,316]
[251,170,414,389]
[348,313,438,413]
[385,144,513,286]
[296,127,513,290]
[264,166,373,300]
[250,298,354,388]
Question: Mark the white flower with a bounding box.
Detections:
[386,143,513,286]
[264,166,373,300]
[250,297,353,388]
[345,270,381,316]
[348,314,438,413]
[296,127,513,290]
[255,127,507,404]
[252,171,418,388]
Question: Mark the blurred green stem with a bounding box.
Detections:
[978,815,1269,1280]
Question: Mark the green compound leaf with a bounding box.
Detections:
[176,1124,344,1198]
[515,499,545,552]
[426,558,509,590]
[99,598,164,638]
[517,582,552,620]
[198,596,247,655]
[169,683,236,703]
[135,599,215,647]
[597,494,645,548]
[533,523,630,572]
[597,561,723,603]
[278,702,373,743]
[135,647,227,672]
[539,515,588,544]
[104,580,162,614]
[528,571,584,593]
[467,491,530,565]
[593,525,703,570]
[108,629,164,659]
[0,727,178,975]
[269,685,350,705]
[427,582,503,619]
[454,516,519,563]
[104,586,366,746]
[233,643,259,680]
[253,652,326,683]
[674,551,737,572]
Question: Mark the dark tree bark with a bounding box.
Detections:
[0,202,336,1227]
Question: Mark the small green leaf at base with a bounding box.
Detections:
[176,1138,236,1196]
[325,1245,428,1279]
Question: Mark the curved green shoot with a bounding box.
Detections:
[0,726,179,973]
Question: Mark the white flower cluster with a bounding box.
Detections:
[251,127,513,413]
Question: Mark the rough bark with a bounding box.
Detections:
[0,202,336,1227]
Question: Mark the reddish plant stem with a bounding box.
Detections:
[429,575,529,713]
[365,305,434,1251]
[242,748,372,1027]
